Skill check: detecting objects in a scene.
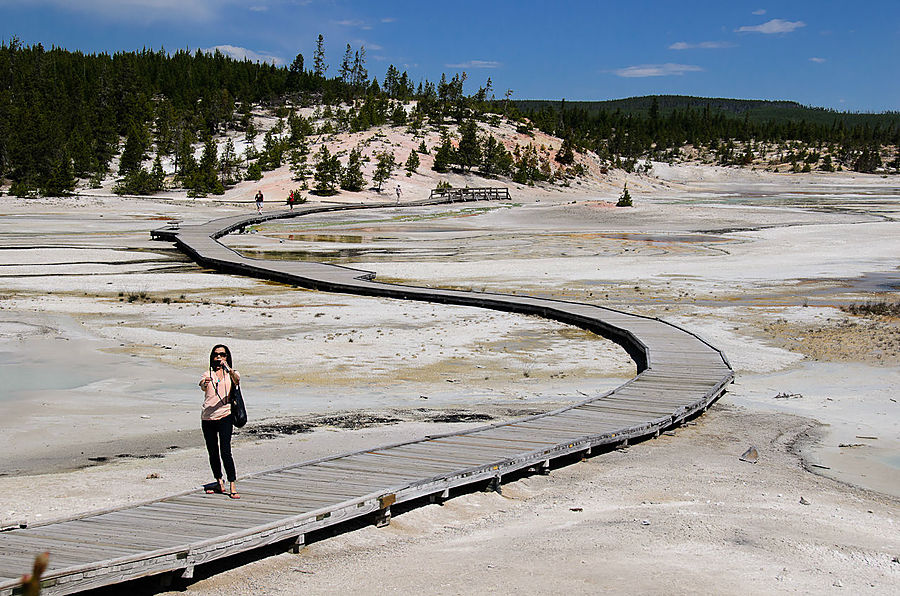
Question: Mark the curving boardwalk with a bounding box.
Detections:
[0,196,733,595]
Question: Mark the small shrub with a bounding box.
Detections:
[616,184,633,207]
[10,180,37,197]
[126,290,149,303]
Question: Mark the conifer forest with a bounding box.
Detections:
[0,38,897,197]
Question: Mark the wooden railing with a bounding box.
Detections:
[428,187,510,201]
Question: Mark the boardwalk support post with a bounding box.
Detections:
[376,493,396,527]
[540,459,551,475]
[375,507,391,527]
[485,476,502,495]
[180,565,194,580]
[430,488,450,505]
[291,534,306,554]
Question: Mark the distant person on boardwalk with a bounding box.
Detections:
[255,190,263,214]
[199,344,242,499]
[395,184,402,203]
[287,190,295,210]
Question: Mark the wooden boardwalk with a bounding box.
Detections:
[1,195,733,595]
[428,187,510,201]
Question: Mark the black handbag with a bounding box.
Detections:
[230,384,248,428]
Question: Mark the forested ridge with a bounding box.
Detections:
[515,96,900,173]
[516,96,900,126]
[1,39,897,197]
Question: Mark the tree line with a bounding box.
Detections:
[2,38,898,197]
[0,37,492,196]
[513,97,900,173]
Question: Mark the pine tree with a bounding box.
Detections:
[405,151,420,174]
[197,137,221,194]
[245,161,263,181]
[175,132,197,180]
[153,100,176,156]
[288,112,314,146]
[432,132,454,172]
[339,44,352,83]
[384,65,400,97]
[289,53,304,75]
[341,148,365,191]
[290,150,311,182]
[313,145,340,194]
[390,103,407,126]
[853,146,882,173]
[372,150,396,191]
[513,144,543,185]
[113,168,154,195]
[616,183,633,207]
[219,138,238,185]
[119,125,147,174]
[313,34,327,77]
[480,135,512,177]
[150,154,165,190]
[261,129,284,170]
[351,47,368,90]
[43,150,76,196]
[555,136,575,165]
[455,118,481,170]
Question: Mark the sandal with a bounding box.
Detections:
[228,492,241,500]
[205,481,226,494]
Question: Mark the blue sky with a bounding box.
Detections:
[2,0,898,111]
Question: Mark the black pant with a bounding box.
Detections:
[202,417,236,483]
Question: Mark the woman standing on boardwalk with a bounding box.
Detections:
[199,344,241,499]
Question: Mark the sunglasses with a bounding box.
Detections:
[213,351,227,357]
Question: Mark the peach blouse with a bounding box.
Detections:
[200,369,233,421]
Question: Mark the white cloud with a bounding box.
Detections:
[736,19,806,34]
[669,41,735,50]
[809,57,826,63]
[249,5,268,11]
[614,63,703,78]
[335,18,372,30]
[445,60,502,69]
[752,9,766,15]
[203,45,285,65]
[2,0,223,22]
[381,17,396,23]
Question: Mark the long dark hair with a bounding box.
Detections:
[209,344,233,369]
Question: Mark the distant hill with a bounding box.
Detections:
[514,95,900,128]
